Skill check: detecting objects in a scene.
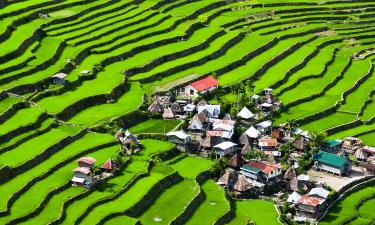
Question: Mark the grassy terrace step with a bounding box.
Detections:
[76,165,177,225]
[62,139,174,224]
[53,6,156,43]
[104,216,139,225]
[170,156,213,179]
[0,144,118,224]
[0,125,82,168]
[44,0,135,33]
[357,131,375,146]
[218,35,312,86]
[185,180,230,225]
[301,111,358,132]
[278,58,372,123]
[320,186,375,225]
[128,29,236,81]
[129,119,181,134]
[0,132,113,213]
[138,179,200,225]
[67,82,144,126]
[226,200,280,225]
[0,106,44,137]
[17,187,86,225]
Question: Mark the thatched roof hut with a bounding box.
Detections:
[217,169,237,187]
[162,108,175,119]
[284,167,297,181]
[228,153,244,169]
[233,174,252,192]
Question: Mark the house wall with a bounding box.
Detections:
[74,172,93,183]
[298,204,317,213]
[183,85,199,97]
[264,168,282,179]
[78,162,93,168]
[315,162,343,175]
[240,170,259,180]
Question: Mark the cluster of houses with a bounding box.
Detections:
[115,128,142,155]
[71,156,117,189]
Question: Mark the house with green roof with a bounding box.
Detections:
[313,151,351,176]
[322,140,342,153]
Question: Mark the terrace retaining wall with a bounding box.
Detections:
[0,113,48,145]
[0,141,117,217]
[0,123,57,155]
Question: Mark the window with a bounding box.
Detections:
[190,89,195,95]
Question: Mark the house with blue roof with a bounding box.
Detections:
[313,151,351,176]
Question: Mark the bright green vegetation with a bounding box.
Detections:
[186,180,230,225]
[139,180,200,225]
[227,200,280,225]
[1,0,374,223]
[129,119,181,134]
[171,156,213,179]
[320,186,375,225]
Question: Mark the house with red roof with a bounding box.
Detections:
[181,76,219,97]
[78,156,97,168]
[240,160,282,182]
[101,159,117,173]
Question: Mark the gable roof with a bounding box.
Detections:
[189,76,218,91]
[313,151,349,168]
[237,106,254,119]
[245,126,260,138]
[233,174,252,192]
[162,108,175,119]
[243,161,281,174]
[214,141,237,150]
[101,159,116,170]
[298,195,325,207]
[287,191,302,203]
[52,73,67,79]
[258,138,278,147]
[78,157,97,165]
[167,130,189,140]
[73,167,91,175]
[308,187,329,199]
[228,153,244,168]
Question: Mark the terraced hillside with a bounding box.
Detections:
[0,0,374,224]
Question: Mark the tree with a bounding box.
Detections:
[310,131,327,153]
[209,158,227,178]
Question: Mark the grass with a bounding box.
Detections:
[139,180,200,225]
[320,186,375,225]
[227,200,280,225]
[68,82,144,126]
[186,180,230,225]
[129,119,181,134]
[170,156,213,179]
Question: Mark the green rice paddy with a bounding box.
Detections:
[0,0,374,224]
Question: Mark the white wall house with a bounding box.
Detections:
[180,76,219,97]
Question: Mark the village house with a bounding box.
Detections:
[214,141,237,158]
[342,137,362,151]
[197,104,220,118]
[313,151,352,176]
[322,140,342,153]
[295,187,330,221]
[162,107,175,119]
[166,130,191,150]
[240,160,282,183]
[258,137,278,151]
[255,120,272,134]
[51,72,67,85]
[72,156,97,188]
[101,159,117,174]
[115,129,141,154]
[237,106,255,120]
[179,75,219,97]
[188,112,208,133]
[228,153,245,169]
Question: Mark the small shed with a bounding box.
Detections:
[51,73,67,85]
[101,159,117,173]
[214,142,237,158]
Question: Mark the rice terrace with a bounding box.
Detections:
[1,0,375,224]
